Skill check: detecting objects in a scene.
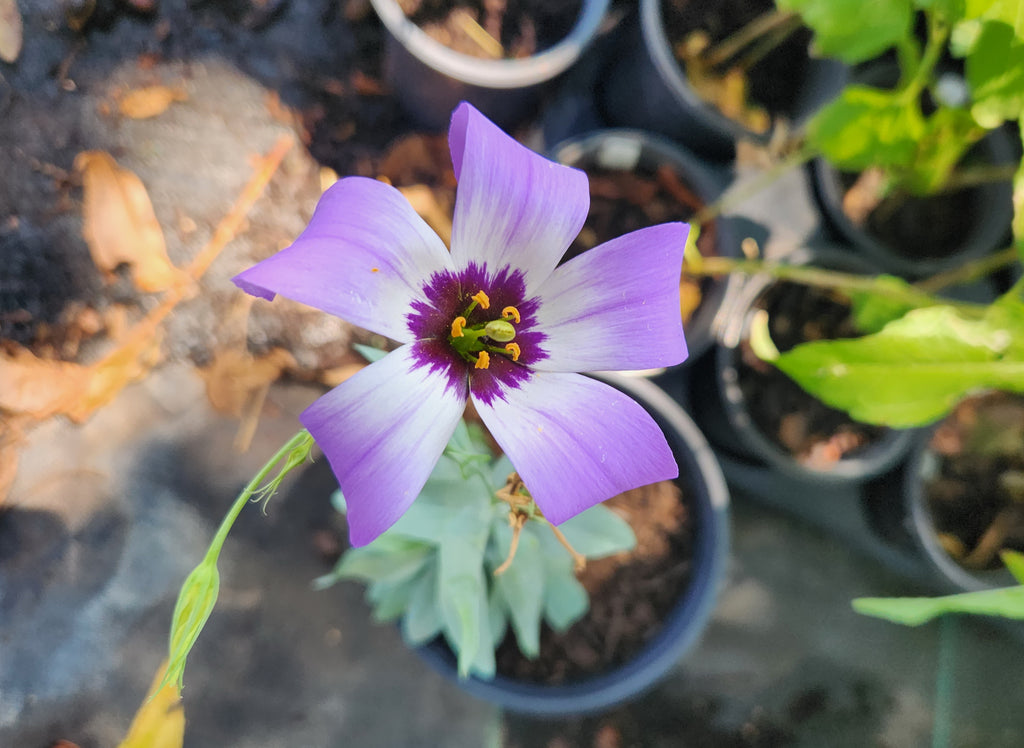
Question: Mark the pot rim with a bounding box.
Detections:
[548,128,740,366]
[369,0,611,89]
[714,245,919,482]
[417,372,730,715]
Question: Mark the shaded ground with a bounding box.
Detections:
[2,2,1024,747]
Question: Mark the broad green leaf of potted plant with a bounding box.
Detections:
[750,297,1024,428]
[777,0,912,63]
[965,21,1024,128]
[1015,116,1024,261]
[852,551,1024,625]
[806,86,925,173]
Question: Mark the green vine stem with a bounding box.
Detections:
[162,428,315,691]
[688,255,992,314]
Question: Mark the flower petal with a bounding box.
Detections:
[472,372,678,525]
[531,223,690,372]
[302,344,467,546]
[233,177,453,343]
[448,102,589,289]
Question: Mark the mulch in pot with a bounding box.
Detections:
[566,164,718,328]
[495,477,695,684]
[661,0,812,134]
[736,281,887,468]
[398,0,583,59]
[924,391,1024,571]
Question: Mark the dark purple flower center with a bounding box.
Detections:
[406,262,547,405]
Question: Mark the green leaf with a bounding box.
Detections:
[444,419,494,478]
[853,586,1024,625]
[542,570,589,632]
[1015,116,1024,258]
[778,0,913,62]
[1002,550,1024,584]
[963,0,1024,32]
[487,585,509,648]
[491,523,545,658]
[313,535,431,589]
[966,21,1024,128]
[387,456,493,543]
[468,583,497,679]
[766,304,1024,427]
[353,344,388,363]
[401,562,443,645]
[437,513,490,677]
[848,276,921,333]
[369,574,423,622]
[555,504,637,559]
[807,86,925,173]
[330,488,347,515]
[905,107,982,194]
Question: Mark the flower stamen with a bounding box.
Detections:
[501,306,521,324]
[474,351,491,369]
[472,290,491,309]
[450,316,467,338]
[504,342,521,362]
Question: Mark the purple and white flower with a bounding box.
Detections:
[234,103,689,546]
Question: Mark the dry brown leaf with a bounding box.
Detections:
[118,84,188,119]
[0,346,91,419]
[69,332,164,422]
[0,0,23,63]
[201,347,295,416]
[0,417,29,505]
[319,361,366,387]
[398,184,453,247]
[76,150,182,293]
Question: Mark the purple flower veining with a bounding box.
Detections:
[233,103,689,546]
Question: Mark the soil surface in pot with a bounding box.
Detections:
[661,0,812,133]
[924,392,1024,571]
[839,167,984,262]
[736,281,887,468]
[398,0,582,59]
[495,477,694,684]
[565,164,717,327]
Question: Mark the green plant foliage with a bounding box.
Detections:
[807,86,924,172]
[847,276,922,334]
[965,21,1024,128]
[777,0,913,63]
[317,425,638,679]
[752,297,1024,427]
[852,585,1024,625]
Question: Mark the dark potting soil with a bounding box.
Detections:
[399,0,582,59]
[566,165,717,326]
[495,478,694,684]
[736,281,887,468]
[924,392,1024,571]
[661,0,812,130]
[840,171,981,261]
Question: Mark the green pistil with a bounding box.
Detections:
[450,319,517,362]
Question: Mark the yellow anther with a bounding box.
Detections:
[472,290,491,309]
[504,342,521,362]
[450,316,467,338]
[475,351,491,369]
[501,306,521,324]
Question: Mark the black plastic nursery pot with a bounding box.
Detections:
[416,373,730,716]
[690,246,916,484]
[550,129,740,366]
[890,392,1024,593]
[369,0,610,131]
[599,0,847,160]
[811,128,1017,279]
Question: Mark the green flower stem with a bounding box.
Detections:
[162,428,314,691]
[898,12,949,104]
[915,246,1022,294]
[689,256,986,313]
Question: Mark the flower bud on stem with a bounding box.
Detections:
[161,429,314,692]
